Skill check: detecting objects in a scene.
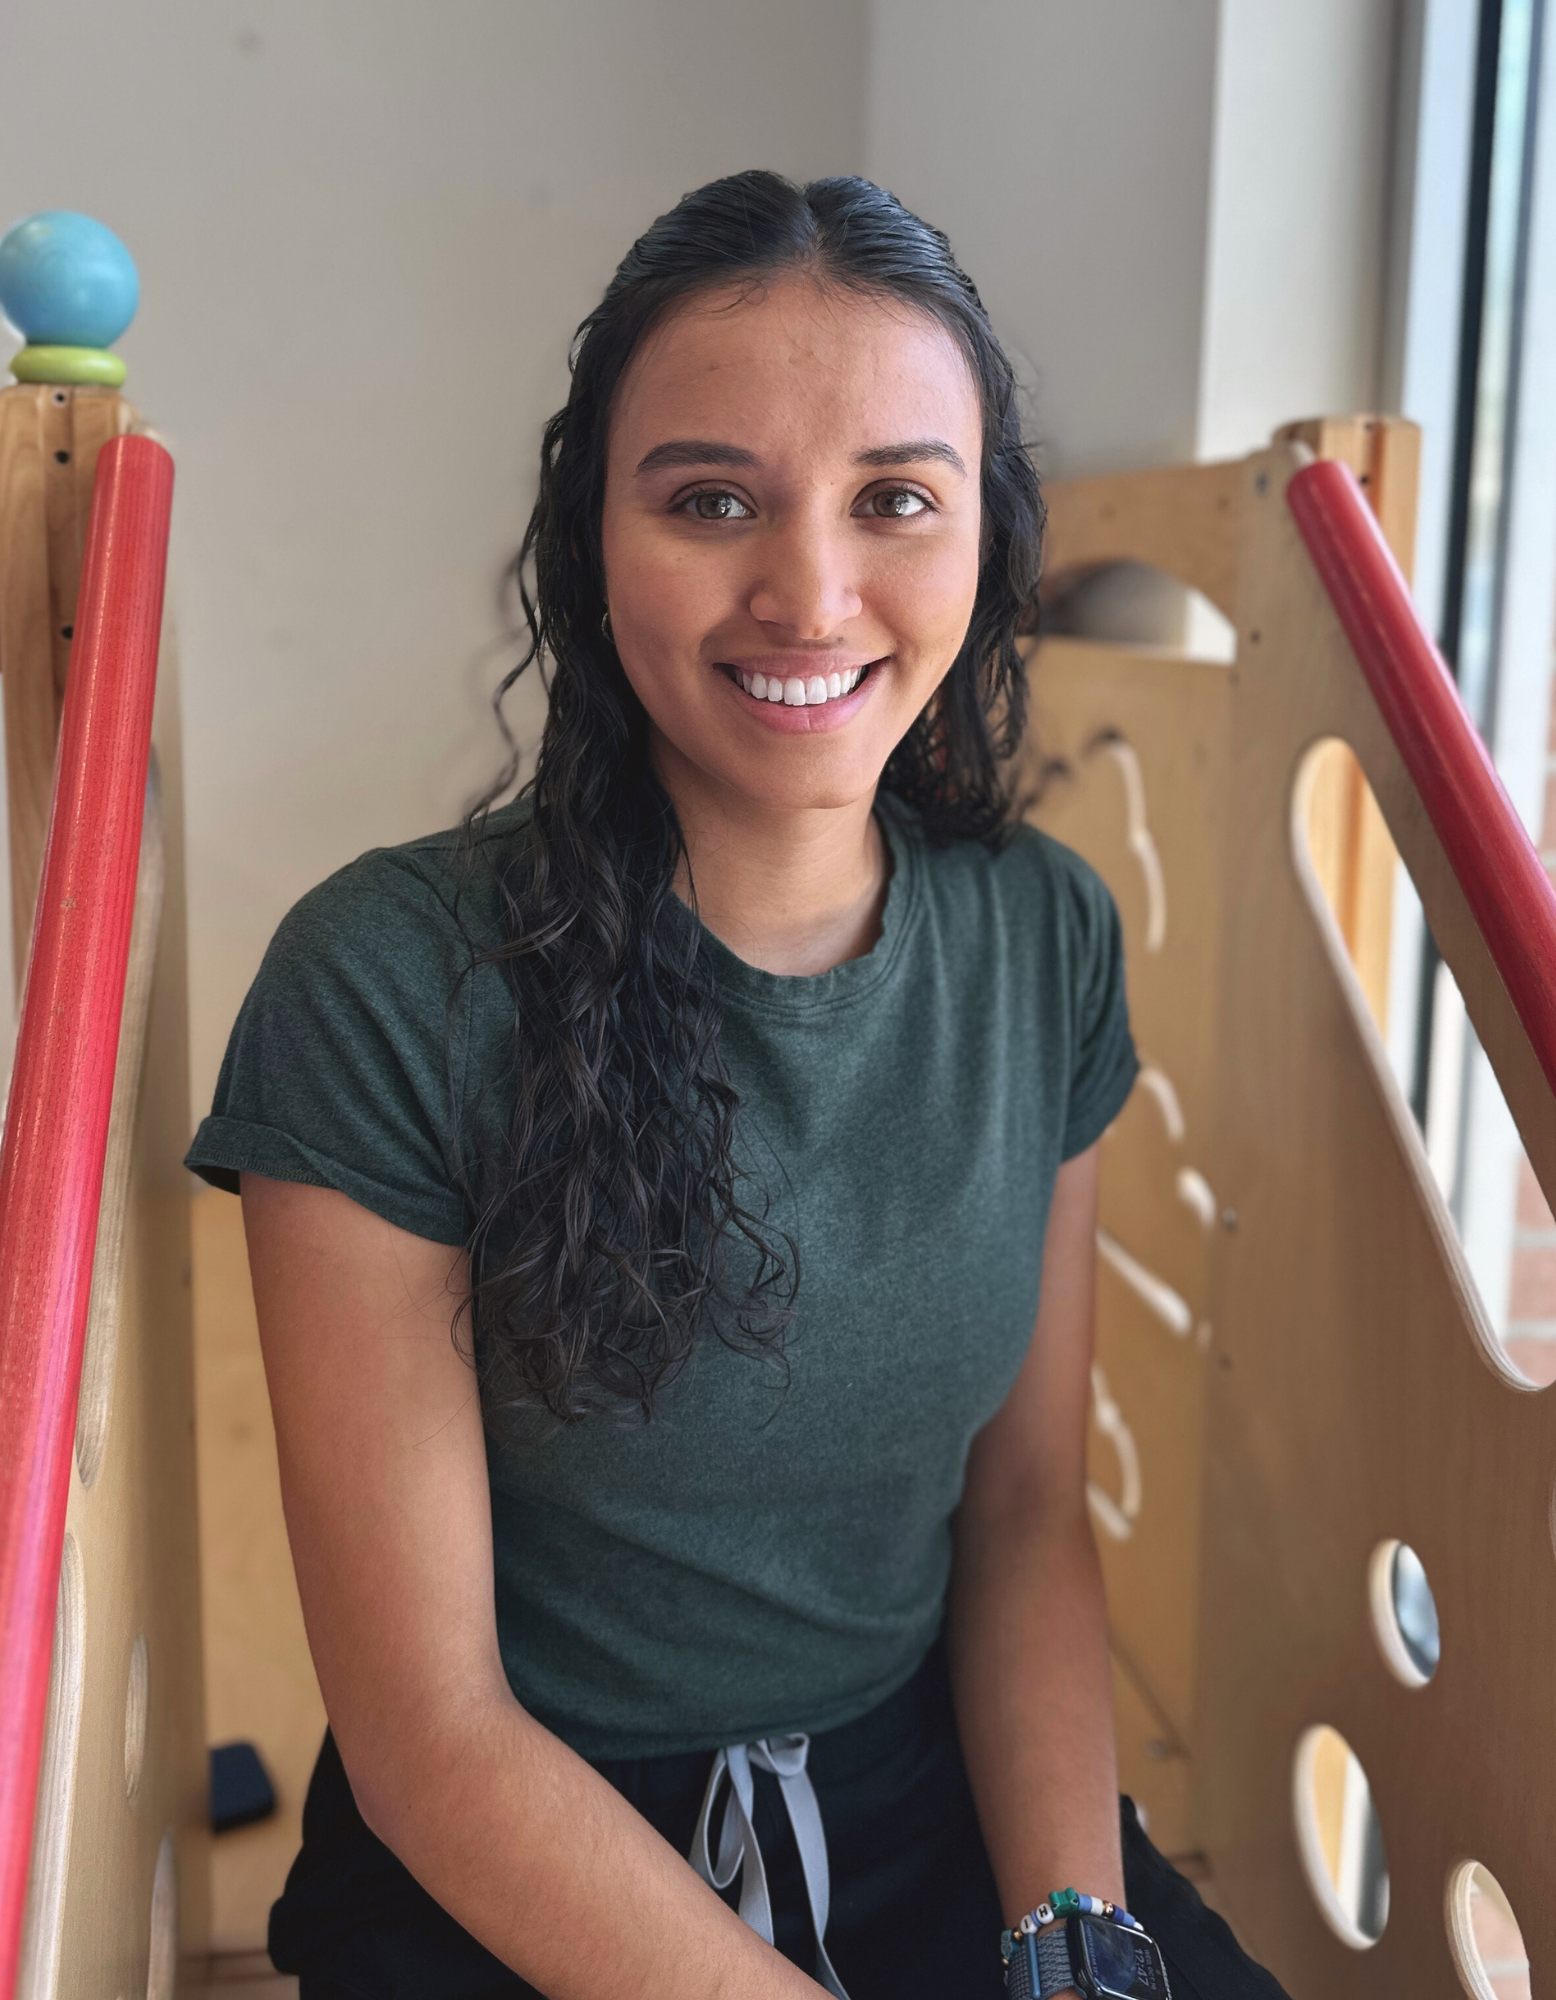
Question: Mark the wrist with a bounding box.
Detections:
[1001,1891,1171,2000]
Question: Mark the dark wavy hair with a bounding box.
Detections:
[458,170,1044,1430]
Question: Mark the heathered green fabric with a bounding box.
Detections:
[187,795,1136,1760]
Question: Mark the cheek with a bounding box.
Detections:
[872,529,982,656]
[602,515,730,646]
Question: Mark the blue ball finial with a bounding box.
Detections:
[0,212,139,350]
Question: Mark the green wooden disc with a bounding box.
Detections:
[9,343,126,386]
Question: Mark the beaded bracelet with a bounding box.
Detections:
[999,1887,1144,1966]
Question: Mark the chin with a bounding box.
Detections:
[724,748,887,816]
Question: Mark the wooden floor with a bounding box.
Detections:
[187,1951,299,1995]
[192,1188,325,1958]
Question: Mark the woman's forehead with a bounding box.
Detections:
[611,276,980,461]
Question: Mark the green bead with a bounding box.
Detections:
[9,344,126,387]
[1052,1888,1081,1914]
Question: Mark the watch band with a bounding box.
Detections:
[1005,1925,1080,2000]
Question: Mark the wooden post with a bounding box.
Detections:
[1275,417,1421,1031]
[0,383,130,986]
[1,210,209,1994]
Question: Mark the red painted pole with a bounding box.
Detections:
[1288,457,1556,1101]
[0,434,172,1993]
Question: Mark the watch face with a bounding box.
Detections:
[1074,1914,1172,1999]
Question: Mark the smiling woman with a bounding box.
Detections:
[184,172,1287,2000]
[609,290,980,772]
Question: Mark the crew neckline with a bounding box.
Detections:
[684,797,923,1020]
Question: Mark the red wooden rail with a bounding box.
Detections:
[0,434,173,1993]
[1289,457,1556,1100]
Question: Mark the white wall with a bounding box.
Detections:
[1196,0,1401,461]
[0,0,868,1110]
[867,0,1222,480]
[1,0,1407,1116]
[868,0,1401,480]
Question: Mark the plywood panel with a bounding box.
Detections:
[1277,416,1418,1036]
[1111,1651,1194,1864]
[1019,639,1231,1845]
[1039,459,1243,619]
[0,384,131,981]
[23,625,209,1999]
[1192,444,1556,1998]
[192,1190,324,1955]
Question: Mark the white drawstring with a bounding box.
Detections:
[689,1735,851,1999]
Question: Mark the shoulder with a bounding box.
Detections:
[891,798,1119,947]
[264,798,528,991]
[992,821,1121,941]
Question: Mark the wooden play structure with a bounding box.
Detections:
[0,395,204,1997]
[1029,417,1556,1998]
[0,219,1553,2000]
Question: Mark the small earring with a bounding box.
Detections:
[601,609,614,644]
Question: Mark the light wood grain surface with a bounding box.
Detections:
[1193,443,1556,1997]
[192,1188,326,1957]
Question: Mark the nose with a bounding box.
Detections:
[745,507,863,639]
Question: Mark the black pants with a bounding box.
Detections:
[275,1645,1288,2000]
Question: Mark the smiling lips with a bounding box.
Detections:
[730,664,867,707]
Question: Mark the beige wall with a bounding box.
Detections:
[0,0,1404,1109]
[1196,0,1401,461]
[867,0,1224,479]
[0,0,869,1111]
[867,0,1401,477]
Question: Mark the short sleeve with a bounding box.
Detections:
[1057,852,1139,1159]
[185,849,479,1245]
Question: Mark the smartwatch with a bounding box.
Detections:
[1005,1911,1172,2000]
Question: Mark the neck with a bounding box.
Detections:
[653,736,890,977]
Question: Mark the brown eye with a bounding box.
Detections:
[686,490,752,521]
[867,488,930,518]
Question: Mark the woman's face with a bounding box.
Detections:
[600,276,984,817]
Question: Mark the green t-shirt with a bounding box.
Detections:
[187,795,1136,1760]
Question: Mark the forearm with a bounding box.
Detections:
[347,1688,824,2000]
[948,1495,1123,1924]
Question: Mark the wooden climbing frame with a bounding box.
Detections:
[2,393,1553,2000]
[0,386,204,2000]
[1029,417,1556,1998]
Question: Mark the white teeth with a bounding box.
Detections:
[737,664,870,705]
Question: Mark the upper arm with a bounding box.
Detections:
[960,1143,1100,1528]
[241,1172,507,1824]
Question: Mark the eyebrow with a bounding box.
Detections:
[634,437,968,477]
[635,440,759,473]
[854,439,967,476]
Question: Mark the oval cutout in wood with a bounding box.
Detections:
[146,1830,177,2000]
[1367,1539,1440,1688]
[124,1630,149,1799]
[1445,1861,1530,2000]
[1292,1724,1389,1948]
[15,1533,86,2000]
[75,765,166,1487]
[1291,738,1552,1391]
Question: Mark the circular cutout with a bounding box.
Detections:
[124,1633,148,1800]
[146,1831,177,2000]
[1292,1726,1389,1946]
[17,1534,86,1999]
[1369,1539,1441,1686]
[1447,1862,1531,2000]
